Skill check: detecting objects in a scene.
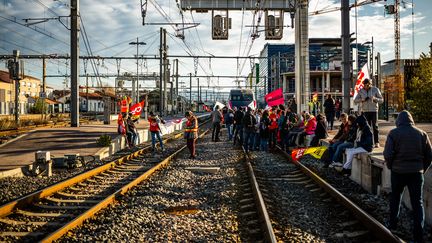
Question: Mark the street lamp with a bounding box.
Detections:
[129,38,146,103]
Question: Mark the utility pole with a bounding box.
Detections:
[197,78,200,110]
[129,37,146,103]
[159,28,164,114]
[295,0,310,113]
[341,0,351,114]
[42,56,46,120]
[10,50,20,125]
[71,0,79,127]
[163,29,168,115]
[189,73,192,108]
[175,59,178,114]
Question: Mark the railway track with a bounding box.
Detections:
[0,120,209,242]
[240,145,404,242]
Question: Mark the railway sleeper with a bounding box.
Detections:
[333,230,370,239]
[33,203,91,211]
[15,209,73,218]
[0,218,62,227]
[56,191,107,199]
[45,196,100,204]
[0,231,45,238]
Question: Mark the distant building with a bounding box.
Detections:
[0,70,41,115]
[381,59,419,110]
[254,38,370,107]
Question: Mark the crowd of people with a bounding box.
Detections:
[211,104,329,153]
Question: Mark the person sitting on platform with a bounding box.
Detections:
[323,113,348,167]
[310,113,328,147]
[328,114,357,168]
[341,115,373,175]
[297,112,316,147]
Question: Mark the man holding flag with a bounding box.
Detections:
[354,64,384,148]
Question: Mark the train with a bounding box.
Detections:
[227,89,256,110]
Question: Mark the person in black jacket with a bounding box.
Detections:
[310,113,328,146]
[259,110,271,152]
[233,107,245,145]
[384,111,432,242]
[324,94,336,130]
[341,115,373,174]
[242,107,257,153]
[330,115,357,167]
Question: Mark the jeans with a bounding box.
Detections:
[212,122,221,141]
[260,138,269,152]
[327,141,344,162]
[390,172,425,242]
[151,132,164,151]
[234,124,243,145]
[226,123,233,140]
[253,132,261,150]
[363,111,379,145]
[127,131,136,146]
[332,141,353,162]
[343,147,367,169]
[269,129,277,149]
[243,130,255,152]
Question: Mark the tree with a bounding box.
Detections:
[30,98,48,114]
[408,49,432,122]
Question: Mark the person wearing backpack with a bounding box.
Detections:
[242,107,257,153]
[259,110,271,152]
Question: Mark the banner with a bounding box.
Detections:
[291,146,328,162]
[353,64,370,98]
[130,100,145,119]
[265,88,284,107]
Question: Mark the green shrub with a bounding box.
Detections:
[96,134,112,147]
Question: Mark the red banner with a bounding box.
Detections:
[265,88,284,107]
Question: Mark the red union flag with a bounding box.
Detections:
[353,64,370,98]
[130,100,145,119]
[265,88,284,107]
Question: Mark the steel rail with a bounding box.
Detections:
[276,146,403,243]
[42,128,210,242]
[0,115,210,218]
[0,116,210,242]
[242,147,277,243]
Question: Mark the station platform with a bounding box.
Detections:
[0,113,210,174]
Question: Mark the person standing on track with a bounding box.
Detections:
[233,107,245,145]
[148,112,165,154]
[184,111,199,159]
[384,110,432,243]
[354,78,383,147]
[211,105,223,142]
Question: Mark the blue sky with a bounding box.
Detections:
[0,0,430,91]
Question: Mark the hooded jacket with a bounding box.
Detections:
[354,115,373,152]
[354,86,383,112]
[384,111,432,173]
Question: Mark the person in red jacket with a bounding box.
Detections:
[148,112,165,154]
[268,107,279,150]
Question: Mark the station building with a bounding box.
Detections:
[252,38,371,108]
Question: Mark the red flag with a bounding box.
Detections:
[130,100,145,119]
[291,148,306,162]
[265,88,284,107]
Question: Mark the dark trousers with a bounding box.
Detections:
[234,124,243,145]
[363,111,379,144]
[243,130,255,152]
[212,122,221,141]
[325,112,335,130]
[187,139,196,157]
[269,129,277,149]
[390,172,425,242]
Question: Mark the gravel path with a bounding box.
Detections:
[60,131,244,242]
